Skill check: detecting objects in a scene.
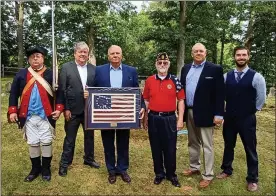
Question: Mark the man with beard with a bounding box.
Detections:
[143,52,185,187]
[180,43,225,188]
[216,46,266,192]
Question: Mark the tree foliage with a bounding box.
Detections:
[1,1,275,87]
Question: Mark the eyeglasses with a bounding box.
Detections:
[157,61,169,66]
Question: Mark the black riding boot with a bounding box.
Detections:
[24,157,41,182]
[42,156,52,181]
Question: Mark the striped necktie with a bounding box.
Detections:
[236,72,243,82]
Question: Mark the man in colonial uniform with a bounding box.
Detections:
[8,46,64,182]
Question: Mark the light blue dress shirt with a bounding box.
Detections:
[27,83,46,120]
[110,64,122,88]
[186,60,206,107]
[224,66,266,111]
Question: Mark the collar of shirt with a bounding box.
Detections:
[75,61,87,67]
[234,65,249,74]
[192,60,206,68]
[110,64,122,71]
[155,74,171,80]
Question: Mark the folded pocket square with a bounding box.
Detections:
[205,77,213,79]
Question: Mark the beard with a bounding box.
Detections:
[235,59,249,68]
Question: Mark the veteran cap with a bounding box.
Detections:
[156,52,169,61]
[26,46,48,58]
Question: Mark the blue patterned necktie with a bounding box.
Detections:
[236,72,243,82]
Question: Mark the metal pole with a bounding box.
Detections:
[51,1,58,112]
[2,65,4,77]
[51,1,56,91]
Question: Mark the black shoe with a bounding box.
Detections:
[170,177,181,188]
[154,176,165,185]
[58,166,68,177]
[108,174,116,184]
[24,173,40,182]
[121,172,131,183]
[42,175,51,181]
[24,157,41,182]
[83,160,100,169]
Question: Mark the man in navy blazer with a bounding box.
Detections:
[180,43,224,188]
[93,45,145,184]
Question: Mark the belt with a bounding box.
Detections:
[149,110,175,116]
[186,106,193,109]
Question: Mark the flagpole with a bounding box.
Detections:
[51,1,57,91]
[51,1,58,112]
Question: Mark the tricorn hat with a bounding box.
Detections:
[26,46,48,58]
[156,52,169,61]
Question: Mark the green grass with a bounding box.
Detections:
[1,77,275,195]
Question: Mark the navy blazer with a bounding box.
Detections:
[94,63,145,109]
[180,61,225,127]
[94,64,139,87]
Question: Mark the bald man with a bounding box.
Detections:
[93,45,145,184]
[180,43,225,188]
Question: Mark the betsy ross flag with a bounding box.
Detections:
[85,87,141,129]
[92,94,136,123]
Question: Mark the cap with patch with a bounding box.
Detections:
[156,52,169,61]
[26,46,48,58]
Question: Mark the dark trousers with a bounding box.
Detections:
[221,114,258,183]
[101,129,130,175]
[148,113,177,179]
[60,113,95,167]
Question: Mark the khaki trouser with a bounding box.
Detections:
[187,109,214,180]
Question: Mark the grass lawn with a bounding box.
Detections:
[1,77,275,195]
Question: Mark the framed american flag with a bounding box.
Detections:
[85,87,141,130]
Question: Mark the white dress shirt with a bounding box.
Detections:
[76,61,87,90]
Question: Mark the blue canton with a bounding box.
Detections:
[94,95,112,109]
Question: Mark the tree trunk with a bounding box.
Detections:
[211,40,218,64]
[219,28,225,66]
[16,1,24,67]
[87,25,96,65]
[244,3,254,51]
[176,1,187,77]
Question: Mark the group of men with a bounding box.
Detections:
[8,41,266,192]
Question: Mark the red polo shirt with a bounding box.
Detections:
[143,74,185,112]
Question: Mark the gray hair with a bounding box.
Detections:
[74,41,89,53]
[192,43,207,51]
[107,45,122,54]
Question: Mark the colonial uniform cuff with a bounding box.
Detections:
[55,104,64,112]
[8,106,17,114]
